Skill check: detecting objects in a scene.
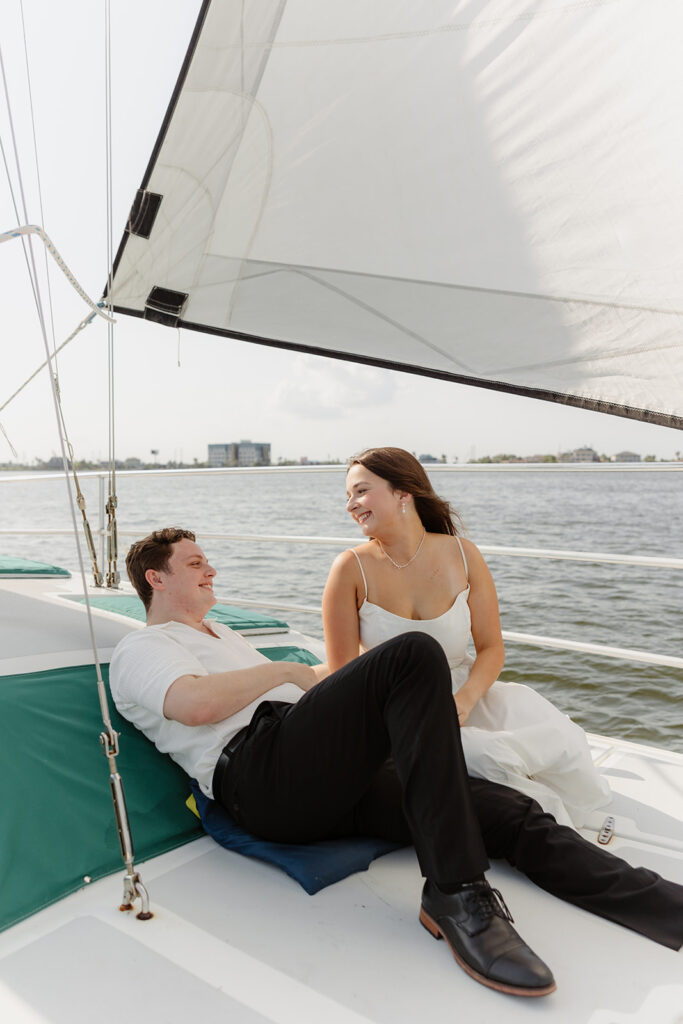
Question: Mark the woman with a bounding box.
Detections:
[322,447,610,828]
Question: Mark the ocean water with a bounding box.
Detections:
[1,467,682,752]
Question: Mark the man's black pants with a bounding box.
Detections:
[217,632,683,950]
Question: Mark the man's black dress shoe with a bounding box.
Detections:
[420,879,556,997]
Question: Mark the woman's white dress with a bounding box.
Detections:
[350,544,610,828]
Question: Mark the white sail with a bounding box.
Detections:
[107,0,683,428]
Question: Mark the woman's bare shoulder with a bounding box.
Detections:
[432,534,487,576]
[328,545,371,580]
[458,535,481,557]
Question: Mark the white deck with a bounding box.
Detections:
[0,576,681,1024]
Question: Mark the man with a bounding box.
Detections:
[110,528,683,998]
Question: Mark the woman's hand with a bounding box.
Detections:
[455,538,505,724]
[454,690,475,726]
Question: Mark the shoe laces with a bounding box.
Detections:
[464,883,514,924]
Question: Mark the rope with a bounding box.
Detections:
[0,225,114,322]
[56,428,104,588]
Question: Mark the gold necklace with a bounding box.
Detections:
[377,529,426,569]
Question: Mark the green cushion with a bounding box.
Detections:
[77,596,288,632]
[76,595,147,621]
[257,645,322,666]
[208,604,288,632]
[0,645,319,931]
[0,554,70,578]
[0,664,202,934]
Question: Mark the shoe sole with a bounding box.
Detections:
[419,907,556,997]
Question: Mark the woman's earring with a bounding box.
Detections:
[401,501,406,515]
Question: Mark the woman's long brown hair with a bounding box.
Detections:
[348,448,462,535]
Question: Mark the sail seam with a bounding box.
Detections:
[198,255,683,318]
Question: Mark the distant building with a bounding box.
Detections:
[208,441,271,467]
[418,454,438,463]
[236,441,271,467]
[208,443,237,466]
[611,451,641,462]
[559,447,599,463]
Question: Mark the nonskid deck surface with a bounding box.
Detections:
[0,828,681,1024]
[0,576,681,1023]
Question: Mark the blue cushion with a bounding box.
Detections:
[189,780,405,895]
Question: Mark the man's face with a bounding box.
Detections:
[157,538,217,616]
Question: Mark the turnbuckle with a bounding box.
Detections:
[99,729,153,922]
[99,727,120,759]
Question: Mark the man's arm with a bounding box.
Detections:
[163,660,328,726]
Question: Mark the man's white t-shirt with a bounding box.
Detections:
[109,620,303,797]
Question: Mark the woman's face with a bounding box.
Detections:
[346,463,403,536]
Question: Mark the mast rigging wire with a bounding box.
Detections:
[1,43,105,581]
[0,25,148,916]
[100,0,147,915]
[0,422,18,458]
[0,38,108,718]
[0,308,99,415]
[19,0,58,368]
[104,0,119,589]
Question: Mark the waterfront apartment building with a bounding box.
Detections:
[208,441,271,467]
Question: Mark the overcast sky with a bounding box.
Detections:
[1,0,681,466]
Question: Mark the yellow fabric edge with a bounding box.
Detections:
[186,794,200,819]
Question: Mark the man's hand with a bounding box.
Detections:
[293,661,330,691]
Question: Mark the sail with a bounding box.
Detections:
[107,0,683,429]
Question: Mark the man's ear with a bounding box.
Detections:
[145,567,165,592]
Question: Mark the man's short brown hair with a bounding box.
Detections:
[125,528,196,611]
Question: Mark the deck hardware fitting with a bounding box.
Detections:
[597,816,616,845]
[100,728,153,919]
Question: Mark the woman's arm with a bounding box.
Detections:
[322,550,364,672]
[454,538,505,725]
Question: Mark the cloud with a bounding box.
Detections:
[275,356,397,419]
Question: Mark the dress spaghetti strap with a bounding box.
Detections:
[350,548,368,602]
[455,536,469,581]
